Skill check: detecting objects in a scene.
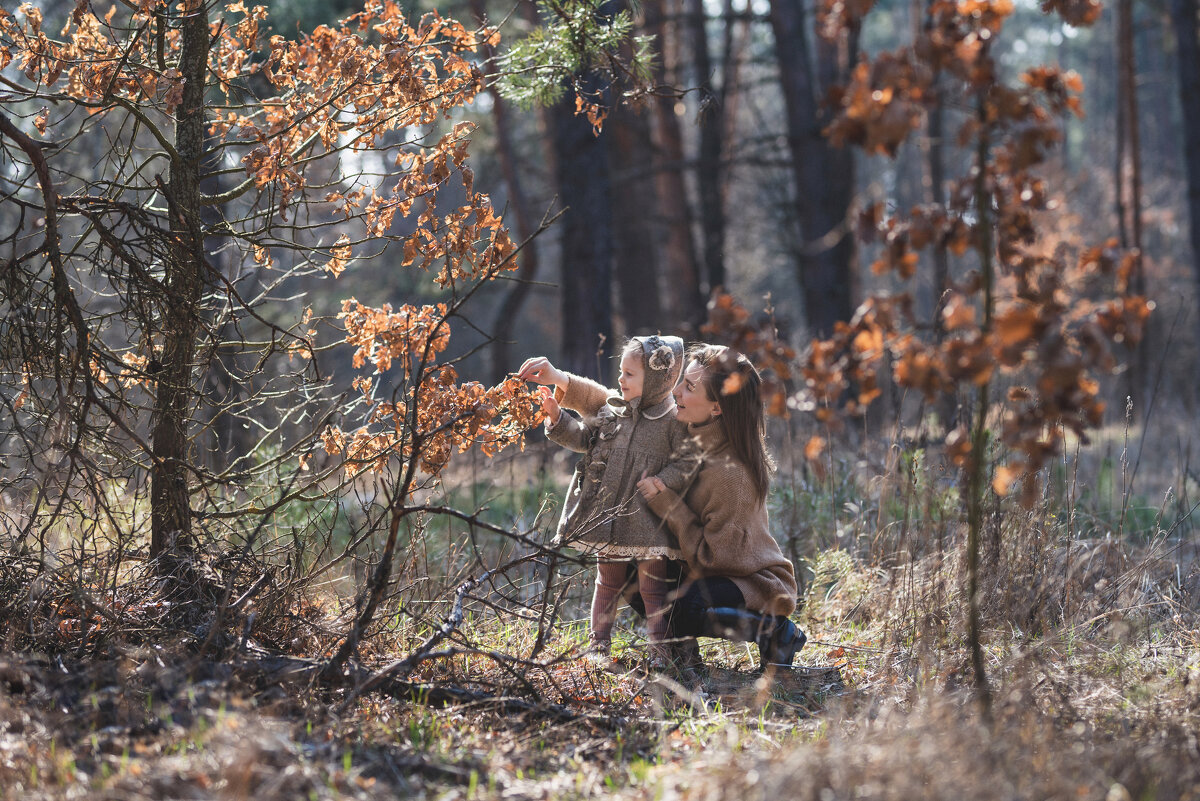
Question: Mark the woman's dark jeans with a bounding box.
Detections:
[620,562,747,636]
[666,577,748,637]
[622,561,805,667]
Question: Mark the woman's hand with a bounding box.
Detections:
[516,357,568,390]
[538,386,561,425]
[637,475,667,501]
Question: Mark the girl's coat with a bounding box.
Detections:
[547,373,698,558]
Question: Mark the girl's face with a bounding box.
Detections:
[674,362,721,425]
[618,349,645,401]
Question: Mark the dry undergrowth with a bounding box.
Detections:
[0,524,1197,801]
[1,428,1198,801]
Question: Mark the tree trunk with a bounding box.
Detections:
[768,0,857,338]
[151,1,209,560]
[966,93,995,720]
[1116,0,1129,249]
[479,0,545,384]
[923,0,955,432]
[685,0,727,292]
[1117,0,1148,411]
[645,0,705,332]
[605,0,664,335]
[552,80,614,380]
[607,101,665,334]
[1169,0,1200,375]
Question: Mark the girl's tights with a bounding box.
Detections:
[591,558,670,644]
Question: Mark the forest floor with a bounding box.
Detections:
[2,539,1198,801]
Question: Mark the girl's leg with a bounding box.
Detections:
[590,561,629,645]
[637,558,672,644]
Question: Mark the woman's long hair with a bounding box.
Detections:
[690,345,774,502]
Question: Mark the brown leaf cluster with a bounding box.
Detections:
[801,296,910,421]
[320,370,545,478]
[339,300,452,374]
[702,291,797,417]
[2,3,183,110]
[327,301,546,477]
[3,2,516,285]
[808,0,1152,504]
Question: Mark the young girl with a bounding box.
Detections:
[637,345,804,670]
[518,336,696,664]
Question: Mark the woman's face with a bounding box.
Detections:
[674,362,721,425]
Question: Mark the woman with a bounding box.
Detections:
[636,345,806,669]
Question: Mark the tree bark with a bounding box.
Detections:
[1169,0,1200,374]
[1115,0,1129,248]
[478,0,545,384]
[768,0,857,338]
[607,101,665,334]
[552,80,614,380]
[922,0,955,432]
[645,0,705,332]
[1117,0,1147,410]
[151,1,209,559]
[685,0,727,292]
[605,0,664,334]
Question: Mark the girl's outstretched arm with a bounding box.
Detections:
[516,357,568,391]
[518,356,610,416]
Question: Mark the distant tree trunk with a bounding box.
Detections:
[921,0,955,431]
[1117,0,1147,409]
[927,83,948,315]
[718,0,749,209]
[685,0,727,292]
[475,0,544,384]
[1145,13,1177,176]
[606,0,664,335]
[645,0,705,332]
[151,2,209,561]
[768,0,857,337]
[552,81,614,380]
[199,127,253,475]
[1115,0,1130,248]
[1169,0,1200,372]
[607,102,664,334]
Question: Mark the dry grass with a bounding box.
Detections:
[1,528,1196,800]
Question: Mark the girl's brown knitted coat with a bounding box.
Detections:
[546,373,698,558]
[647,421,798,617]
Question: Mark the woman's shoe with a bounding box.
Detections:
[758,617,806,669]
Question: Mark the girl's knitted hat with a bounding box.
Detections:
[631,335,685,408]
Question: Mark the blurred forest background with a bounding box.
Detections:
[277,0,1200,397]
[4,0,1199,469]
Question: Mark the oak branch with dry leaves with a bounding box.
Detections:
[0,0,569,677]
[799,0,1149,711]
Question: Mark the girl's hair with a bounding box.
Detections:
[689,345,774,502]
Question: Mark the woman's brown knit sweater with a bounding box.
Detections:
[647,421,798,617]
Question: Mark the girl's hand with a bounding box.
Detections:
[538,386,561,425]
[637,475,667,501]
[517,357,568,390]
